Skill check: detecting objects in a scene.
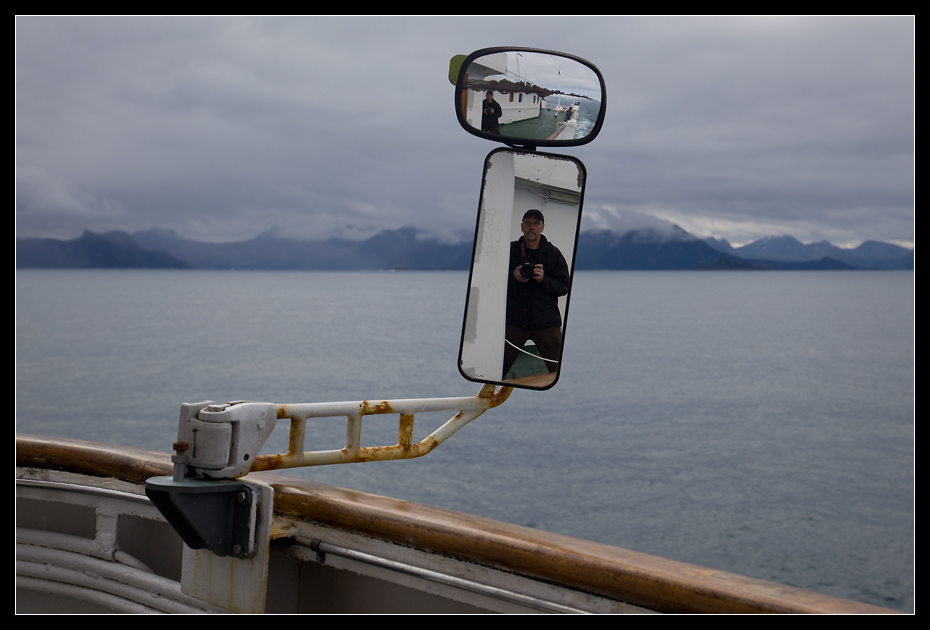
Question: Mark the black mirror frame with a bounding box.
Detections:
[454,47,607,149]
[457,147,586,391]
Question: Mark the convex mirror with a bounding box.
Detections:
[453,48,606,148]
[459,149,585,390]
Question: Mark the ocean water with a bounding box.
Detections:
[15,269,914,611]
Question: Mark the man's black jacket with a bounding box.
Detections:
[506,235,570,330]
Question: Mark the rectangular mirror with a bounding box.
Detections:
[459,149,585,390]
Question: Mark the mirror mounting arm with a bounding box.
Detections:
[153,385,513,480]
[505,142,537,152]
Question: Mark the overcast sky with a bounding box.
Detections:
[15,16,914,248]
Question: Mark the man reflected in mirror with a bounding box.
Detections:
[481,90,502,134]
[503,210,569,379]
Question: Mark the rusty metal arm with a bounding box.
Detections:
[145,384,512,569]
[248,384,512,472]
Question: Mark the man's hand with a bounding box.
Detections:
[514,265,544,283]
[533,264,544,282]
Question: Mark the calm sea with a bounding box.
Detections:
[15,269,914,611]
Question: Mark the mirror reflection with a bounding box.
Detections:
[459,150,584,390]
[458,51,603,144]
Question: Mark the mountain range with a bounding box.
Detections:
[16,227,914,271]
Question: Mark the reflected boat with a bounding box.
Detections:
[462,52,546,128]
[493,102,579,141]
[547,103,579,141]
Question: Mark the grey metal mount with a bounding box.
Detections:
[144,400,277,559]
[171,401,278,480]
[145,477,259,558]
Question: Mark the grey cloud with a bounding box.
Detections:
[16,16,914,248]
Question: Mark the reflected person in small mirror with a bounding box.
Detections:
[503,210,570,379]
[481,90,502,134]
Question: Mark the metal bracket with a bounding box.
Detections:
[172,401,277,480]
[144,477,259,558]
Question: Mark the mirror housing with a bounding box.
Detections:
[459,148,585,390]
[453,47,607,148]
